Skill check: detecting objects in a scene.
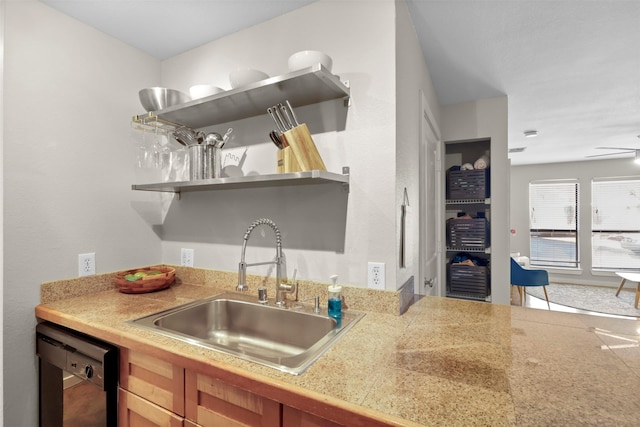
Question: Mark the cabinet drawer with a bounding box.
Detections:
[120,348,185,416]
[119,388,183,427]
[185,370,280,427]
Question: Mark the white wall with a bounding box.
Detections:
[158,0,401,289]
[510,158,639,287]
[3,2,161,425]
[395,0,442,291]
[0,0,5,423]
[441,97,510,304]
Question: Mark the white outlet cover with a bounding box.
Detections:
[78,253,95,277]
[181,248,194,267]
[367,262,385,290]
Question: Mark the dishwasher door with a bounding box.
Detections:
[36,322,118,427]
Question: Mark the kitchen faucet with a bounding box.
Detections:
[237,218,293,305]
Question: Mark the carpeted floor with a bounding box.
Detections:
[525,283,640,317]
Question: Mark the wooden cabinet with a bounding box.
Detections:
[119,348,186,427]
[118,348,380,427]
[185,369,280,427]
[119,388,184,427]
[283,405,346,427]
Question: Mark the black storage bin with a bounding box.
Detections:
[447,264,490,299]
[447,218,490,249]
[446,169,490,199]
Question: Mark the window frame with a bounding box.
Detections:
[591,176,640,272]
[528,179,580,269]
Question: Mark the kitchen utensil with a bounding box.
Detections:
[229,68,269,89]
[267,107,287,134]
[205,132,222,146]
[288,50,333,72]
[280,123,326,171]
[279,103,295,129]
[285,100,300,126]
[218,127,233,148]
[274,105,292,131]
[172,127,203,146]
[139,87,190,112]
[269,131,284,149]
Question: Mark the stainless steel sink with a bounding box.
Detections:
[129,292,365,374]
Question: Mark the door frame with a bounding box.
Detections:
[418,91,442,296]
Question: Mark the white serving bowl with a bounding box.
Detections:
[229,68,269,89]
[189,84,225,99]
[288,50,333,72]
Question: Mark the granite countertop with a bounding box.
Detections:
[35,274,640,426]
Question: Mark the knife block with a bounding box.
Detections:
[280,123,326,172]
[276,147,301,173]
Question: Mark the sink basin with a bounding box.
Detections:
[129,292,365,374]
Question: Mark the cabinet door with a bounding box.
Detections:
[119,388,184,427]
[185,370,281,427]
[120,348,185,416]
[282,405,346,427]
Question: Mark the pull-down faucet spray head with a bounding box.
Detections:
[237,218,283,293]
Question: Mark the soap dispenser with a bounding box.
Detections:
[328,275,342,326]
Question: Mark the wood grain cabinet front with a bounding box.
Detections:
[283,405,347,427]
[185,369,281,427]
[120,348,186,417]
[119,388,184,427]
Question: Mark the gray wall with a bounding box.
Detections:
[4,2,161,425]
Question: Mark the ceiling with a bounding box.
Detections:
[39,0,640,166]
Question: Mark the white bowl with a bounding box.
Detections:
[189,84,224,99]
[288,50,333,72]
[229,68,269,89]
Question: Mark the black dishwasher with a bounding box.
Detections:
[36,321,118,427]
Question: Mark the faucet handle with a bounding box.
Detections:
[279,282,295,293]
[275,281,296,306]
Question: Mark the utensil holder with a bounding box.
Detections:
[276,146,301,173]
[189,145,221,180]
[280,123,326,171]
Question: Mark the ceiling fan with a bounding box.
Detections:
[587,147,640,162]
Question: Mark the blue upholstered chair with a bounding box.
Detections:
[510,258,550,309]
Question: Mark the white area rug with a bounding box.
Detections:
[526,283,639,317]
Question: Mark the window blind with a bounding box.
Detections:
[529,181,579,268]
[592,178,640,270]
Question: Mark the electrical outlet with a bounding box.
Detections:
[181,248,194,267]
[78,253,95,277]
[368,262,385,290]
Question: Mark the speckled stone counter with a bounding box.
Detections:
[35,271,640,426]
